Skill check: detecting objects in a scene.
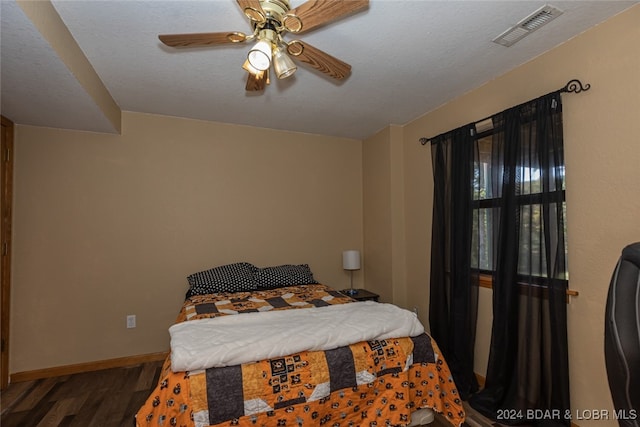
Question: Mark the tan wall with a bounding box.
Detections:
[363,125,408,306]
[363,126,393,302]
[396,5,639,427]
[11,112,363,373]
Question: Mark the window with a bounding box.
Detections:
[470,121,569,285]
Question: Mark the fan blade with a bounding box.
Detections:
[159,32,247,48]
[246,69,268,91]
[237,0,267,23]
[283,0,369,33]
[287,40,351,80]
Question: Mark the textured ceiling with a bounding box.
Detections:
[1,0,638,140]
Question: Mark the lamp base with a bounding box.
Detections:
[343,288,359,296]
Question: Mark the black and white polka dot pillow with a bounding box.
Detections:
[255,264,318,289]
[187,262,258,296]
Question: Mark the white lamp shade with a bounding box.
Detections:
[248,39,272,71]
[342,250,361,270]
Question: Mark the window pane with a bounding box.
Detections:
[474,136,495,200]
[472,207,495,271]
[520,165,542,195]
[519,164,565,195]
[516,202,569,280]
[518,204,546,276]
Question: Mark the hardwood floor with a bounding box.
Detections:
[0,360,163,427]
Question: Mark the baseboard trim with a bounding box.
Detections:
[10,351,169,383]
[473,372,580,427]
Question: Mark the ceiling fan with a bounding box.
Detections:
[158,0,369,91]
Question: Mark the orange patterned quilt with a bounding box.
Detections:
[135,284,465,427]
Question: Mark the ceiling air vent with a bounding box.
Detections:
[493,4,564,47]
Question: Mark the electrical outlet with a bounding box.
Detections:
[413,307,418,316]
[126,314,136,328]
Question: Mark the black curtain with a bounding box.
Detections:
[429,124,480,400]
[469,91,571,426]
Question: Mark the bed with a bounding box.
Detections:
[135,263,465,427]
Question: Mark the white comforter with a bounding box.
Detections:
[170,300,424,372]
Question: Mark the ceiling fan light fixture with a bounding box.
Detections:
[158,0,370,91]
[248,39,272,71]
[273,46,297,79]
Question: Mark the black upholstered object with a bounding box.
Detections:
[605,242,640,427]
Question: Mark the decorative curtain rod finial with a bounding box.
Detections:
[419,137,429,145]
[561,79,591,93]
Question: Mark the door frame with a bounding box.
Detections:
[1,115,14,389]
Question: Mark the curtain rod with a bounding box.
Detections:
[418,78,591,146]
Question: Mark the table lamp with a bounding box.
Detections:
[342,250,361,296]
